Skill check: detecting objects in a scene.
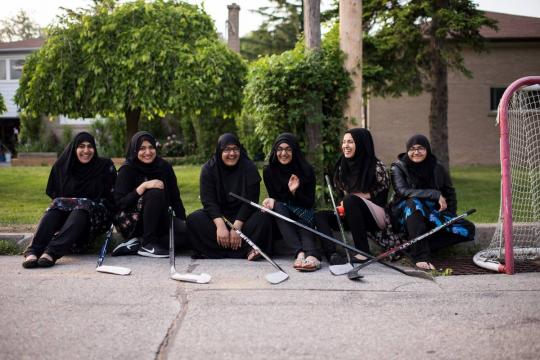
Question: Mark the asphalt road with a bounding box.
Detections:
[1,254,539,360]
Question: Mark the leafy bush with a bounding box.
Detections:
[90,116,126,157]
[241,24,352,174]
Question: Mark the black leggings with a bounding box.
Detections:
[405,210,474,262]
[316,194,379,259]
[273,202,320,260]
[24,209,90,259]
[133,189,170,247]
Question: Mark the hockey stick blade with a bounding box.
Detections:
[96,265,131,276]
[171,271,212,284]
[347,265,434,281]
[329,263,355,276]
[265,271,289,284]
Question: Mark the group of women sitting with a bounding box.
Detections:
[22,128,475,272]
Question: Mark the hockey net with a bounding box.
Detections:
[474,76,540,274]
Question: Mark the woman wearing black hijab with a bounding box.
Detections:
[316,128,390,264]
[262,133,320,271]
[22,132,116,268]
[187,133,272,259]
[390,134,475,270]
[112,131,187,258]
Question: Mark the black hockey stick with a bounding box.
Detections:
[222,217,288,284]
[229,192,433,281]
[96,224,131,275]
[347,209,477,280]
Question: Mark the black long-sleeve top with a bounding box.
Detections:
[263,165,315,209]
[114,163,186,220]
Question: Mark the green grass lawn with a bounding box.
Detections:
[0,165,498,225]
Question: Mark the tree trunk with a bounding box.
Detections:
[428,0,450,170]
[125,108,141,150]
[303,0,322,170]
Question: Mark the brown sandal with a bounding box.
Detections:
[293,252,305,270]
[300,256,321,272]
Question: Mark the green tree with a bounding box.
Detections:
[15,0,246,156]
[325,0,497,168]
[240,0,303,60]
[0,10,42,42]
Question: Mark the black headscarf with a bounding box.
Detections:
[124,131,167,179]
[207,133,260,205]
[46,132,110,199]
[401,134,437,188]
[265,133,313,201]
[334,128,378,193]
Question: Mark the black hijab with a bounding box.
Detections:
[401,134,437,188]
[265,133,313,200]
[207,133,260,205]
[123,131,167,180]
[46,132,110,199]
[334,128,378,193]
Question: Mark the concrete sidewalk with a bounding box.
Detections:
[1,254,539,360]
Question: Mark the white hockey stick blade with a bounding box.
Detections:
[329,263,354,276]
[265,271,289,284]
[96,265,132,276]
[170,272,211,284]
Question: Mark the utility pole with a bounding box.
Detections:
[227,3,240,53]
[340,0,363,127]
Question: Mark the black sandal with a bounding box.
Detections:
[37,254,56,268]
[22,255,38,269]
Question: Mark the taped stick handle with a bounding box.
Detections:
[97,224,115,267]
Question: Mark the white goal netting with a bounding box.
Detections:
[479,81,540,270]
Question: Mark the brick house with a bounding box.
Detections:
[369,12,540,166]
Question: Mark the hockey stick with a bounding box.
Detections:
[229,192,432,281]
[96,224,132,275]
[222,217,288,284]
[347,209,477,280]
[169,207,211,284]
[325,175,354,276]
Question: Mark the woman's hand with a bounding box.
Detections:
[136,179,164,195]
[214,218,230,248]
[229,220,243,250]
[288,174,300,194]
[262,198,275,210]
[438,195,447,212]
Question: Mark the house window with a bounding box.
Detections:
[9,59,25,80]
[0,59,6,80]
[490,87,506,111]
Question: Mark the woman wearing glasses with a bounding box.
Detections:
[316,128,390,264]
[262,133,320,271]
[187,133,272,259]
[390,134,475,270]
[22,132,116,268]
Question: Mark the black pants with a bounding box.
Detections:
[273,202,320,260]
[186,209,273,258]
[24,209,90,259]
[316,194,378,259]
[405,210,475,262]
[132,189,189,248]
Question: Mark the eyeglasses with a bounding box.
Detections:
[222,147,240,154]
[276,146,293,154]
[408,146,426,153]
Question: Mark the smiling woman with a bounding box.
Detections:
[22,132,117,268]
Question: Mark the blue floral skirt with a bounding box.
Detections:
[395,198,474,240]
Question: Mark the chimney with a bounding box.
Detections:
[227,3,240,53]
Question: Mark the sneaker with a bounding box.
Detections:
[137,242,169,258]
[112,238,140,256]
